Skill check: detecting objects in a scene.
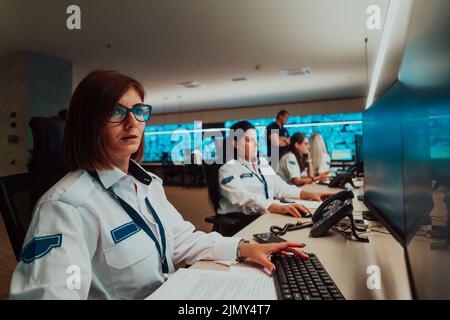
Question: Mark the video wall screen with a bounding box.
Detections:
[143,112,362,163]
[143,121,202,163]
[224,112,362,160]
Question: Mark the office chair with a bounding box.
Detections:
[202,161,258,236]
[0,117,68,260]
[0,171,65,259]
[182,153,205,188]
[28,117,66,172]
[161,153,178,186]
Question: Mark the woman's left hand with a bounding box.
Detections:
[239,242,309,273]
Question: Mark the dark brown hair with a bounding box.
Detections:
[290,132,308,172]
[228,120,256,162]
[63,70,145,171]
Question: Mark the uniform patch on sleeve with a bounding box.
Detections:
[20,234,62,263]
[240,173,253,179]
[289,160,297,165]
[221,176,234,185]
[111,221,141,244]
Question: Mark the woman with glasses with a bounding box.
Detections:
[277,133,329,186]
[10,70,308,300]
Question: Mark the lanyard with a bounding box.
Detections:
[243,165,269,199]
[89,171,169,278]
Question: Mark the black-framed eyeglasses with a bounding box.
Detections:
[109,103,152,123]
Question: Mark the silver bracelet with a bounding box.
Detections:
[236,239,250,261]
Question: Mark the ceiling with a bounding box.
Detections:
[0,0,412,114]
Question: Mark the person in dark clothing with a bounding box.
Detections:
[266,110,290,163]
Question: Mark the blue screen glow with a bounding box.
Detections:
[143,113,362,162]
[143,122,202,162]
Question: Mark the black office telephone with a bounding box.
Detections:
[327,172,357,189]
[309,189,369,242]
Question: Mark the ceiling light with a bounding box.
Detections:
[281,67,312,76]
[232,76,247,82]
[178,81,202,88]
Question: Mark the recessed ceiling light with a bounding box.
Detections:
[232,76,247,82]
[178,81,202,88]
[302,67,312,75]
[281,67,312,76]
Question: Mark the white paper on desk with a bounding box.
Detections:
[214,260,239,267]
[147,268,277,300]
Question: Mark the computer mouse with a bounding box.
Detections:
[302,212,313,218]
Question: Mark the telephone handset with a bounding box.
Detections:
[310,189,368,242]
[328,172,357,189]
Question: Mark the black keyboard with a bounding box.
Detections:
[272,253,345,300]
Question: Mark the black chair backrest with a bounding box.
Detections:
[28,117,66,172]
[1,117,68,260]
[202,162,222,212]
[0,171,66,260]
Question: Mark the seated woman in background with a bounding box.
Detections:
[310,132,331,176]
[218,121,330,218]
[277,133,329,186]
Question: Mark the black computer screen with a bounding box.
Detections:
[363,0,450,299]
[399,0,450,300]
[355,134,363,164]
[363,82,406,239]
[405,89,450,300]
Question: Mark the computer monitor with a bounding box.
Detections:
[363,82,407,242]
[331,149,352,161]
[399,0,450,299]
[354,134,363,175]
[363,81,433,244]
[363,0,450,299]
[355,135,363,163]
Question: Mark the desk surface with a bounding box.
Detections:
[191,181,412,300]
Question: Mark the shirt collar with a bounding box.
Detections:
[95,159,152,189]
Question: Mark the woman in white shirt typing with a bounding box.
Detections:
[218,121,329,219]
[10,70,308,299]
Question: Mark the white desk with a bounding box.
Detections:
[191,181,412,300]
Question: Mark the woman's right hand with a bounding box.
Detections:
[267,203,311,218]
[239,241,309,273]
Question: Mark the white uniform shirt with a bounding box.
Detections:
[10,160,240,300]
[316,153,331,174]
[277,152,308,184]
[218,157,302,215]
[192,149,203,165]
